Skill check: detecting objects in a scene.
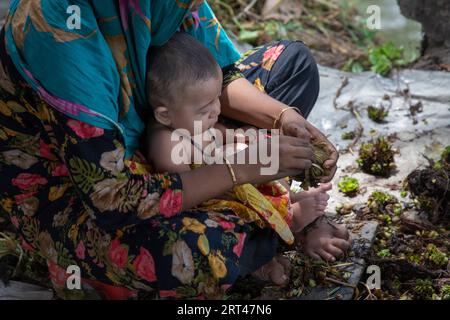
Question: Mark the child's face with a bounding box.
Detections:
[165,71,222,135]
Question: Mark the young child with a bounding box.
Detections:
[144,32,321,249]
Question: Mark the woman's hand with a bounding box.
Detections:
[280,109,339,183]
[231,133,315,185]
[304,121,338,182]
[180,132,315,211]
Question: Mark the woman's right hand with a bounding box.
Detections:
[179,133,313,211]
[231,134,314,185]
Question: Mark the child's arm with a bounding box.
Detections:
[214,123,257,145]
[213,122,232,140]
[146,128,192,174]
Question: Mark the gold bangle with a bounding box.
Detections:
[224,157,238,187]
[272,107,298,131]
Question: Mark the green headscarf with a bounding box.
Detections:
[4,0,241,157]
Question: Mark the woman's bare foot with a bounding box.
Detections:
[291,183,332,232]
[297,217,351,262]
[252,256,291,286]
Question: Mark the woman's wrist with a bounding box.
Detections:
[224,158,238,187]
[221,78,299,130]
[180,164,236,210]
[279,108,306,128]
[232,163,254,185]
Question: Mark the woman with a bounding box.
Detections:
[0,0,350,299]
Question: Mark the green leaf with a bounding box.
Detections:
[377,248,391,258]
[238,30,260,43]
[162,231,177,256]
[351,62,364,73]
[338,176,359,195]
[68,157,105,193]
[368,43,406,76]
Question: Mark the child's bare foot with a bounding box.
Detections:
[252,256,291,286]
[297,217,351,262]
[291,183,332,232]
[289,183,351,262]
[290,182,332,206]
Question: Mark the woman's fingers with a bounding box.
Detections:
[288,159,312,171]
[282,121,311,141]
[278,136,316,172]
[277,136,313,154]
[323,147,338,170]
[301,121,339,181]
[320,165,338,183]
[319,142,338,182]
[289,145,315,160]
[280,134,311,147]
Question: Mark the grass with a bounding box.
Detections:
[210,0,418,75]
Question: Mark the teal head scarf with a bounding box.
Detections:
[4,0,241,157]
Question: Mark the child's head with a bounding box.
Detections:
[147,32,223,134]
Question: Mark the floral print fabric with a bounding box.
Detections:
[3,0,242,158]
[0,32,293,299]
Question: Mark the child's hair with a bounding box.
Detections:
[146,32,220,107]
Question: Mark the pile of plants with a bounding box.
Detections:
[294,140,331,189]
[227,251,356,300]
[357,136,396,177]
[406,146,450,223]
[338,143,449,300]
[351,186,449,299]
[366,219,449,300]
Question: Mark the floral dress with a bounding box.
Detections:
[0,35,307,299]
[185,129,295,245]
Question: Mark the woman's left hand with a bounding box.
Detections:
[280,109,338,183]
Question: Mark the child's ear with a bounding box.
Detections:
[154,106,172,126]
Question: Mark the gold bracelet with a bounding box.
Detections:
[224,157,238,187]
[272,107,298,131]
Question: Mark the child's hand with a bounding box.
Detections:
[233,125,258,145]
[214,142,248,159]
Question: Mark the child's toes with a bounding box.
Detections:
[319,182,332,192]
[269,261,289,286]
[276,255,292,276]
[315,193,330,203]
[317,249,336,262]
